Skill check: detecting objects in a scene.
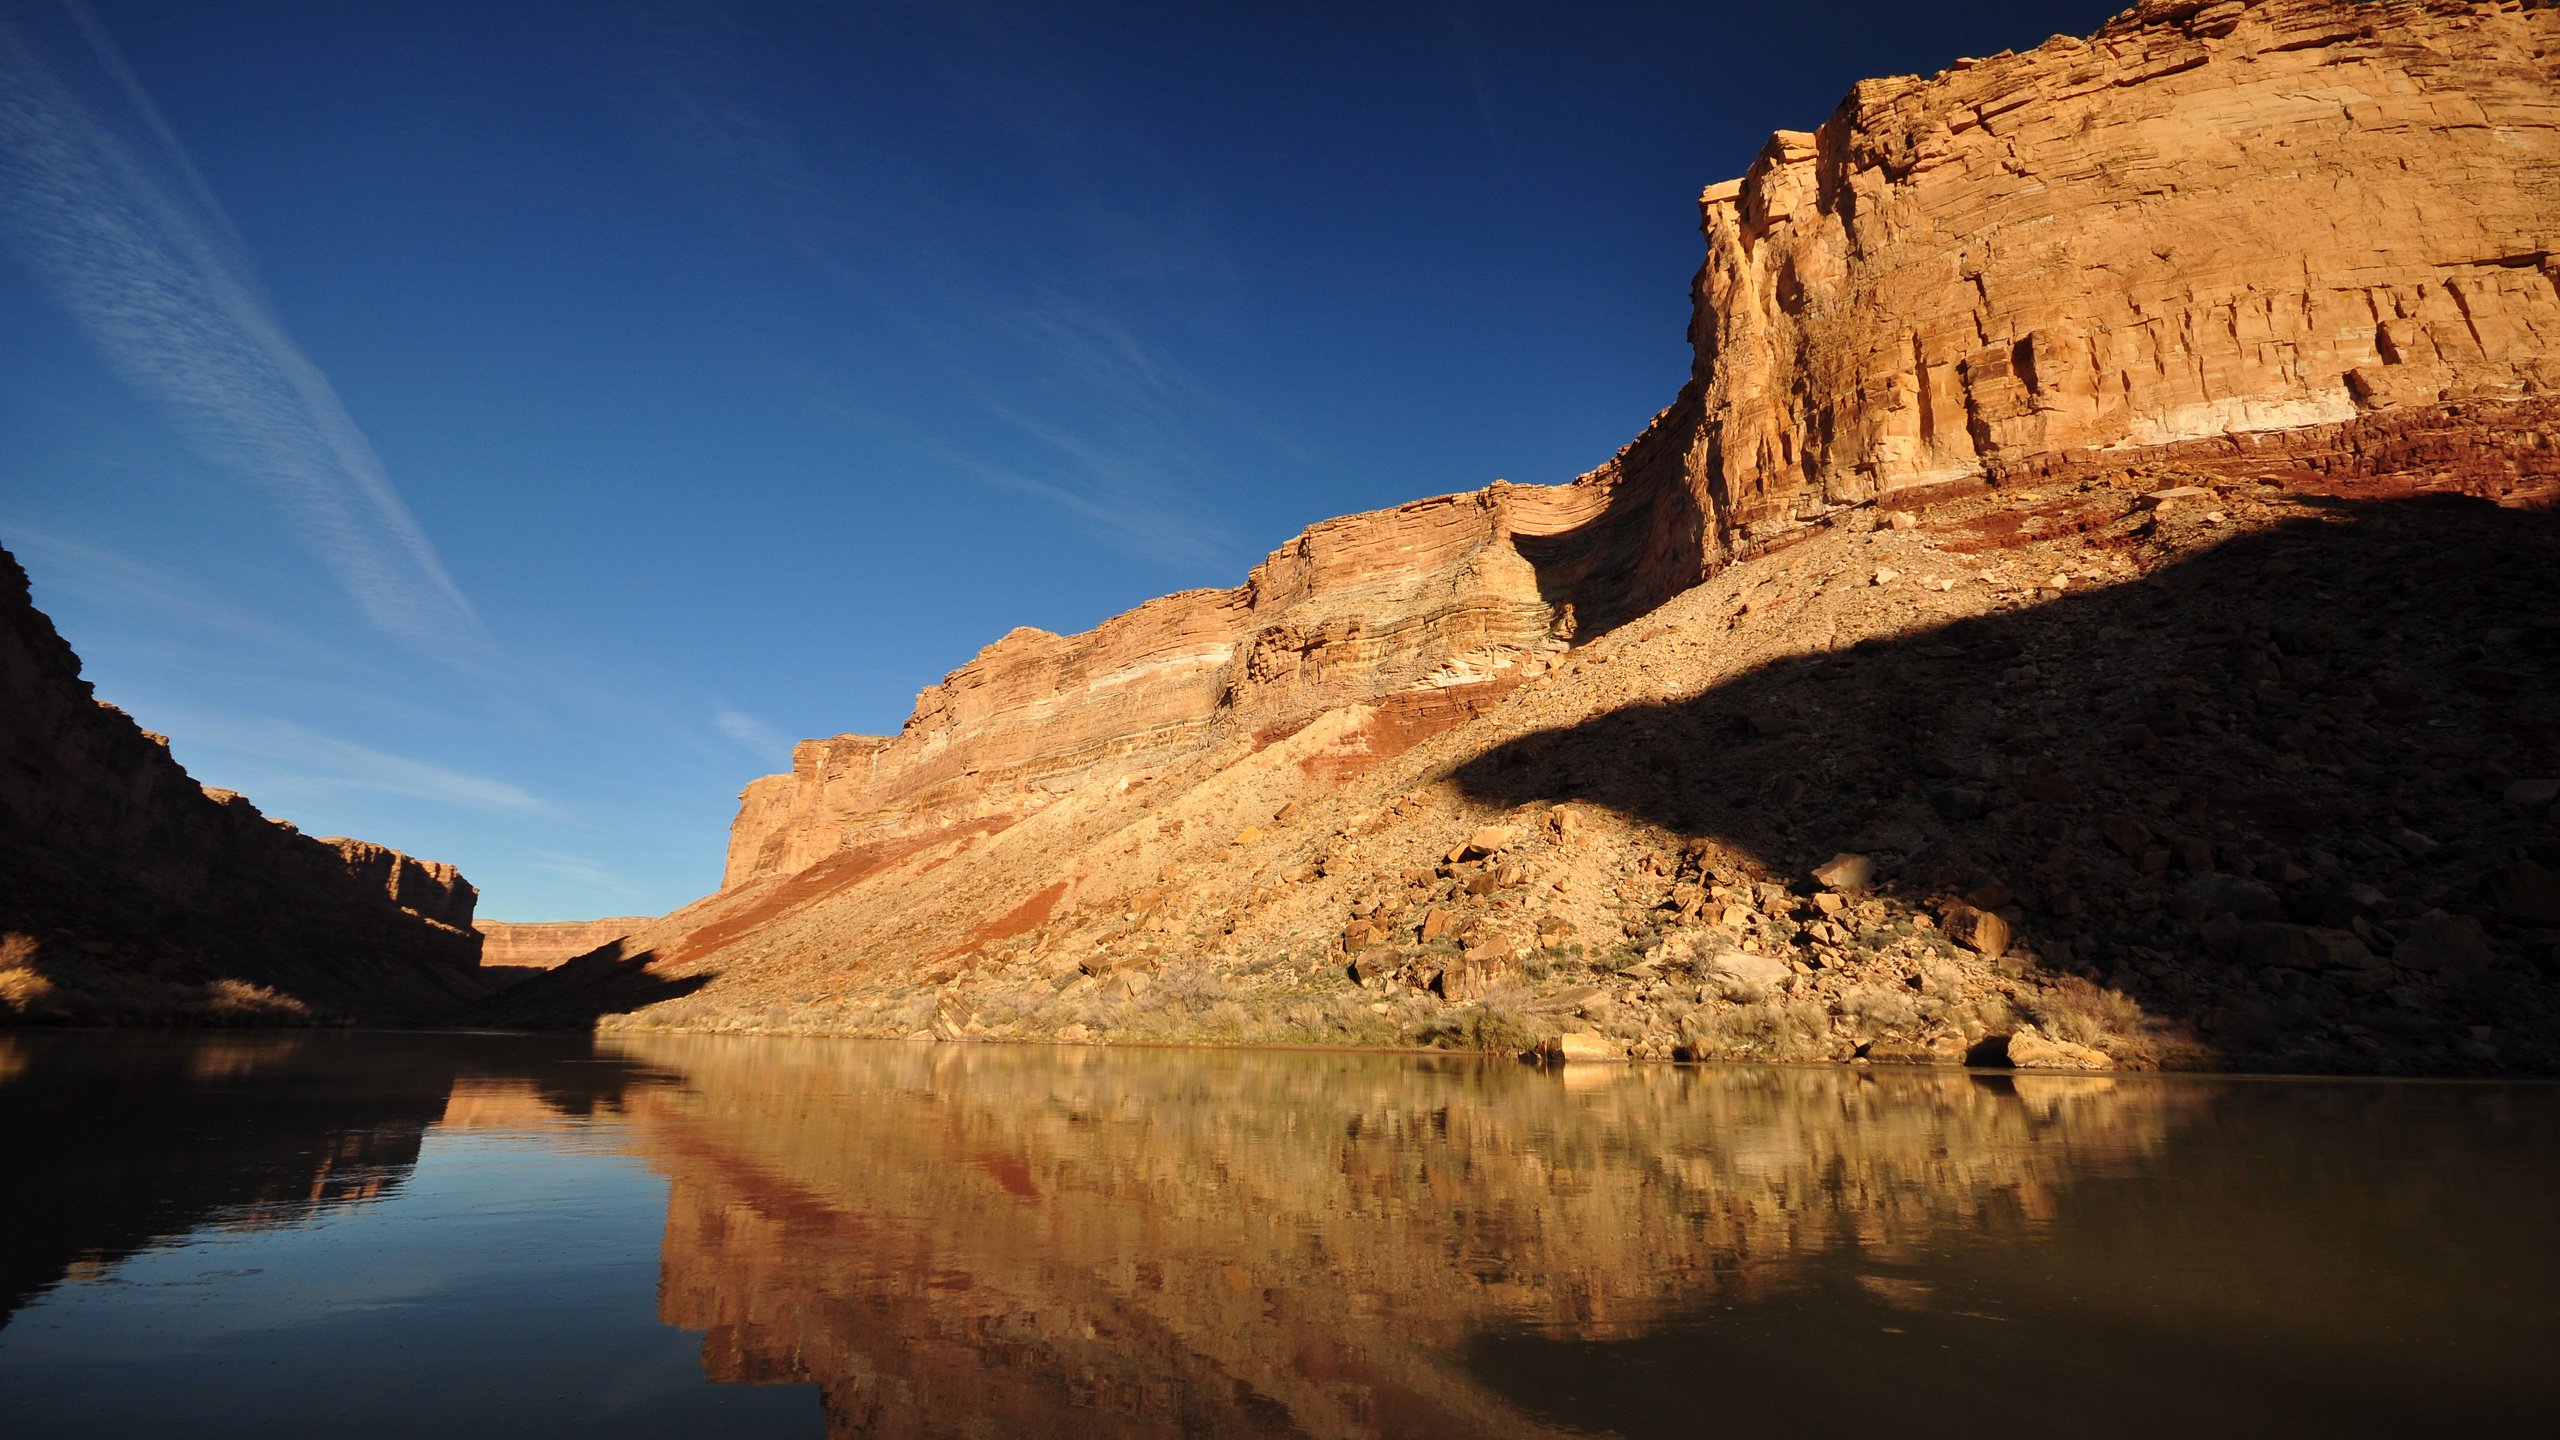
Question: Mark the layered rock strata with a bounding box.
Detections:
[477,918,650,971]
[491,0,2560,1074]
[723,479,1663,889]
[0,546,487,1024]
[1682,0,2560,527]
[726,0,2560,899]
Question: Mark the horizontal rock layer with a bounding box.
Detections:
[477,918,651,970]
[468,0,2560,1074]
[723,0,2560,899]
[1680,0,2558,531]
[0,546,487,1023]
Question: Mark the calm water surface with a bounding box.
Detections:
[0,1031,2552,1437]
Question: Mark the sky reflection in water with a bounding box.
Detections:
[0,1031,2553,1438]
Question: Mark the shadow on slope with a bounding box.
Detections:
[455,938,712,1030]
[1456,495,2560,1072]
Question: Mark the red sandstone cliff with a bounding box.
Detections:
[723,0,2559,899]
[490,0,2560,1075]
[0,545,490,1024]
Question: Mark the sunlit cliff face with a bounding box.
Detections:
[604,1038,2182,1437]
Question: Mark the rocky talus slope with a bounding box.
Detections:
[495,0,2560,1073]
[0,546,491,1024]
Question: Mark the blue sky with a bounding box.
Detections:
[0,0,2112,920]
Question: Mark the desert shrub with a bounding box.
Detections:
[882,991,939,1033]
[2024,978,2143,1046]
[1151,963,1225,1014]
[1684,999,1829,1059]
[0,934,55,1016]
[1420,1000,1544,1054]
[1949,995,2014,1037]
[1841,985,1921,1032]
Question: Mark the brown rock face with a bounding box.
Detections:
[476,918,651,971]
[490,1,2560,1075]
[1678,0,2560,530]
[722,480,1662,890]
[0,546,486,1024]
[722,0,2560,901]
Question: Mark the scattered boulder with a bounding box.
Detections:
[1539,1030,1621,1065]
[2001,1024,2113,1070]
[1448,825,1518,863]
[2503,778,2559,810]
[2138,485,2214,511]
[2393,913,2496,976]
[1702,950,1792,1003]
[2177,872,2282,923]
[1943,905,2013,958]
[2103,814,2154,858]
[1434,953,1506,1003]
[1964,880,2016,911]
[1811,852,1876,893]
[2237,923,2375,971]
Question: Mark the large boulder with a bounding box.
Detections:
[1702,950,1792,1003]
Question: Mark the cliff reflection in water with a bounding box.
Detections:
[3,1036,2553,1437]
[0,1031,662,1330]
[606,1040,2232,1437]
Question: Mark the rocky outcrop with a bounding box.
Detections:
[491,1,2560,1075]
[477,918,650,971]
[724,0,2559,899]
[0,545,488,1024]
[1671,0,2559,539]
[722,479,1676,890]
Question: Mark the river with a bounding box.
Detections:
[0,1031,2552,1436]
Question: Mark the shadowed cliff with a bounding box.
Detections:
[0,1031,672,1330]
[0,546,492,1025]
[1454,493,2560,1071]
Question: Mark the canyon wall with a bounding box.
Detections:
[722,0,2560,896]
[723,476,1677,889]
[478,0,2560,1077]
[1680,0,2560,533]
[476,918,650,971]
[0,545,488,1024]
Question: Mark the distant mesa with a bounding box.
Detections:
[478,918,653,974]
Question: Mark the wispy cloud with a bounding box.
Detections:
[0,521,319,657]
[637,5,1269,575]
[166,713,556,818]
[0,7,487,663]
[522,852,645,898]
[712,705,792,760]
